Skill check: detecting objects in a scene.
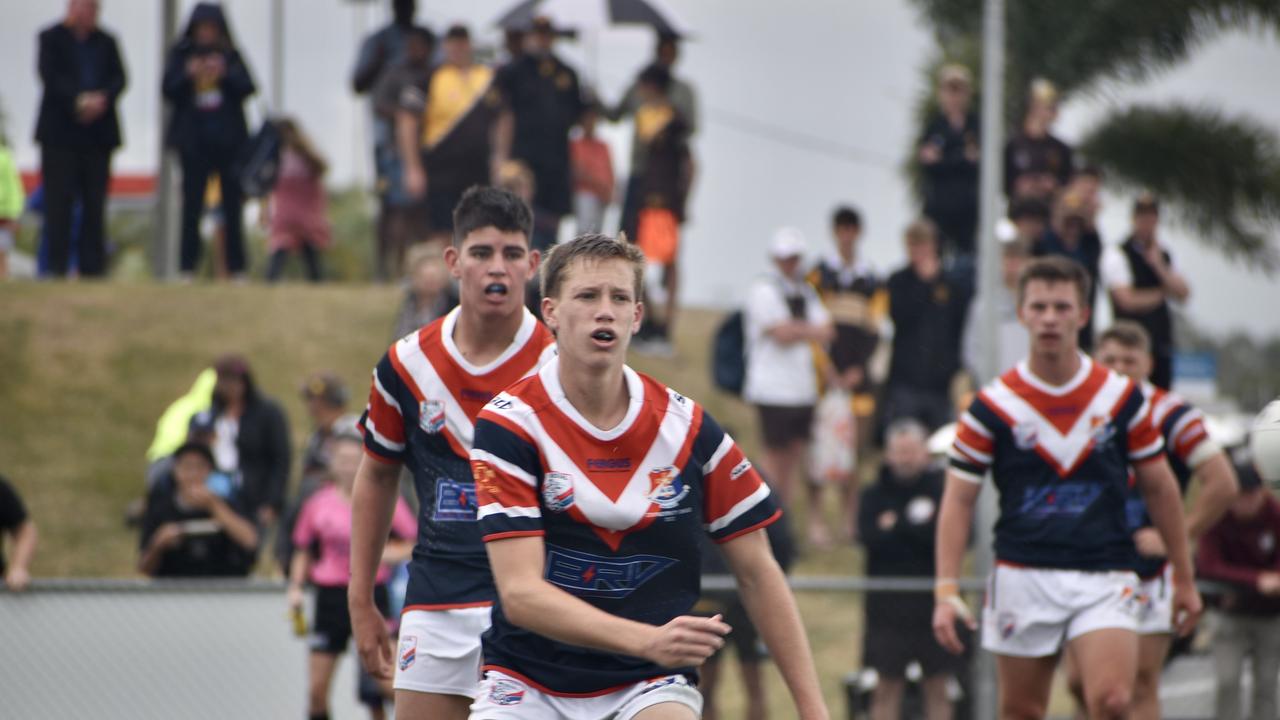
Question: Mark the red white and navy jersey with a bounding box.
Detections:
[949,355,1165,571]
[1125,382,1220,577]
[470,357,780,696]
[360,307,555,610]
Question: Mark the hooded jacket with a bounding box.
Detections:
[211,364,291,520]
[161,2,256,150]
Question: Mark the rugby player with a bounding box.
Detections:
[468,234,829,719]
[933,257,1202,720]
[348,186,555,720]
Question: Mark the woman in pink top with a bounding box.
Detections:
[264,118,331,283]
[288,431,415,720]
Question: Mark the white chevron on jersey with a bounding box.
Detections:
[392,331,478,451]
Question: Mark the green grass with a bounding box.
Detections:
[0,282,882,715]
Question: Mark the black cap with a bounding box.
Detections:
[173,441,215,467]
[188,410,216,436]
[1009,197,1051,222]
[1239,460,1263,491]
[445,24,469,41]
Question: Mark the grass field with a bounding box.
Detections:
[1,281,877,715]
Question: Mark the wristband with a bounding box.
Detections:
[933,578,960,601]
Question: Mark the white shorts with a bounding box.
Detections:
[1136,563,1174,635]
[469,671,703,720]
[982,564,1140,657]
[394,606,491,697]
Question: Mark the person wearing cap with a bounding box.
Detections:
[744,228,834,517]
[1197,460,1280,720]
[919,63,980,268]
[493,16,584,252]
[883,219,970,436]
[963,219,1031,377]
[1004,78,1074,201]
[1033,190,1103,351]
[1101,195,1190,389]
[138,441,259,577]
[209,354,292,527]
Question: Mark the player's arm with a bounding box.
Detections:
[486,535,730,668]
[720,529,829,720]
[1184,452,1239,539]
[1134,457,1203,635]
[933,471,980,654]
[348,454,402,679]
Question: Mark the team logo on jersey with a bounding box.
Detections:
[434,478,477,521]
[729,459,752,481]
[1013,422,1039,451]
[1089,415,1116,448]
[639,675,685,695]
[546,546,677,599]
[1018,482,1102,518]
[647,466,689,509]
[488,678,525,706]
[398,635,417,671]
[542,472,575,512]
[418,400,446,434]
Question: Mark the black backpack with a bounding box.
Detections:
[238,118,283,198]
[711,310,747,396]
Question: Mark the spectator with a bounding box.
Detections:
[630,64,695,356]
[264,118,330,283]
[495,159,535,206]
[918,64,979,269]
[287,431,415,720]
[0,122,24,280]
[276,372,361,572]
[1101,194,1190,389]
[1004,78,1073,201]
[144,409,218,492]
[209,354,291,527]
[0,475,38,592]
[743,228,834,516]
[495,16,584,251]
[27,184,82,277]
[392,243,455,339]
[399,24,505,248]
[162,2,256,281]
[371,25,433,279]
[138,442,258,577]
[962,221,1030,377]
[1197,462,1280,720]
[570,103,614,235]
[858,419,958,720]
[353,0,433,281]
[611,32,698,242]
[1008,195,1050,248]
[1033,192,1102,351]
[884,219,970,434]
[34,0,126,278]
[807,205,887,536]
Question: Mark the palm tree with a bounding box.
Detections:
[908,0,1280,268]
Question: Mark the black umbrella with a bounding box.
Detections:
[495,0,686,36]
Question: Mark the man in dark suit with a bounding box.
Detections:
[35,0,127,278]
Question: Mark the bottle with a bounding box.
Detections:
[291,605,307,637]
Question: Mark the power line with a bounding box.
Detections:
[706,105,901,170]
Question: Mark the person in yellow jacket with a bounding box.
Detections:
[0,128,26,280]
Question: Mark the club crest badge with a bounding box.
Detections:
[488,678,525,706]
[398,636,417,671]
[647,466,689,509]
[418,400,446,434]
[1013,422,1039,451]
[543,472,575,512]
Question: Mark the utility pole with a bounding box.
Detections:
[152,0,179,280]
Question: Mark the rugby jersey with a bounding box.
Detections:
[1125,382,1220,578]
[470,357,780,696]
[361,306,555,610]
[949,355,1165,571]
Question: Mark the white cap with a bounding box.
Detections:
[768,227,807,260]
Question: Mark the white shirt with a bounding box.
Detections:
[743,271,831,406]
[1100,244,1134,290]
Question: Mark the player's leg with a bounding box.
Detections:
[631,703,699,720]
[738,658,766,720]
[1060,644,1089,720]
[1067,628,1139,720]
[869,677,906,720]
[1131,633,1171,720]
[396,689,472,720]
[698,654,722,720]
[306,652,340,719]
[995,654,1058,720]
[920,674,953,720]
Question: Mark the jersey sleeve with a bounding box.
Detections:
[1125,386,1165,464]
[697,412,780,543]
[949,400,996,483]
[389,497,418,541]
[359,354,408,464]
[1165,404,1219,470]
[472,401,545,542]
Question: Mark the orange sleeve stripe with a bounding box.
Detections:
[955,424,994,453]
[713,509,783,544]
[482,530,546,542]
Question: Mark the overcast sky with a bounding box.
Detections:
[3,1,1277,338]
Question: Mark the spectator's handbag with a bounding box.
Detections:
[239,118,283,198]
[811,389,857,485]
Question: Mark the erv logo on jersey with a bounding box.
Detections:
[434,478,477,521]
[418,400,446,434]
[545,545,676,599]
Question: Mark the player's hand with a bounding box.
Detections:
[1132,528,1167,558]
[1171,577,1203,637]
[404,163,427,199]
[350,597,393,680]
[5,566,32,592]
[641,613,730,668]
[932,586,975,655]
[1257,571,1280,596]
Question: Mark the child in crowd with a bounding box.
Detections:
[287,431,416,720]
[264,118,330,282]
[570,103,614,235]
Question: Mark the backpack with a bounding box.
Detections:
[238,118,283,198]
[711,310,747,396]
